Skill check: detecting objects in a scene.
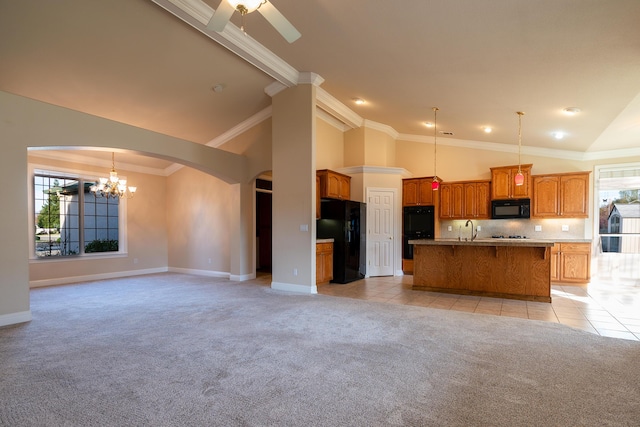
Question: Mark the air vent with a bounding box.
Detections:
[439,131,454,135]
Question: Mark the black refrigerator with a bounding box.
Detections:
[317,199,366,284]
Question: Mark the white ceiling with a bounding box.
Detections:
[2,0,640,173]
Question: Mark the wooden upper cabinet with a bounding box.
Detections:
[402,178,434,206]
[532,172,590,218]
[317,169,350,200]
[440,180,489,219]
[490,164,532,200]
[472,181,490,218]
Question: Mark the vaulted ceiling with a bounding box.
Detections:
[2,0,639,172]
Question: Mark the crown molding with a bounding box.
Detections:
[298,72,325,86]
[207,106,272,148]
[395,133,640,161]
[316,108,350,132]
[316,87,363,129]
[264,81,288,97]
[151,0,299,86]
[582,147,640,161]
[164,106,273,176]
[338,165,412,177]
[363,119,399,140]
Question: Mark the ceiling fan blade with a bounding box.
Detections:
[257,1,301,43]
[206,0,236,32]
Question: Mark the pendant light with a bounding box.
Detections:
[514,111,525,186]
[432,107,441,190]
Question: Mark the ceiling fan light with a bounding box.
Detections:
[227,0,263,13]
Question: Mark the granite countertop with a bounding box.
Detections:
[316,238,334,243]
[408,238,555,247]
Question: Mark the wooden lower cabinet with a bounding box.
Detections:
[402,259,414,275]
[551,242,591,283]
[316,242,334,284]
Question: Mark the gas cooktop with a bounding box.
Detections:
[491,235,528,239]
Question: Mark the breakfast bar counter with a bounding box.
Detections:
[409,239,555,302]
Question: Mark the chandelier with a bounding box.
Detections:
[90,152,137,199]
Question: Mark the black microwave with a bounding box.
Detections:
[491,199,530,219]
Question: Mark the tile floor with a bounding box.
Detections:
[317,275,640,341]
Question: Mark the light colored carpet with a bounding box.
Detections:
[1,273,639,426]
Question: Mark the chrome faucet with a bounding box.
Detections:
[465,219,478,241]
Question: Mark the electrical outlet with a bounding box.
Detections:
[476,225,481,232]
[534,225,542,232]
[133,258,139,264]
[562,225,569,232]
[300,224,309,232]
[293,268,298,276]
[448,226,452,232]
[208,258,212,264]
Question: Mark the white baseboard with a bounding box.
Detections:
[29,267,169,288]
[0,310,32,327]
[271,281,318,294]
[230,272,256,281]
[168,267,230,278]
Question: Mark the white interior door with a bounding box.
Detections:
[367,189,395,277]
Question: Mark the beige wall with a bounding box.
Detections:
[363,127,396,167]
[344,127,366,167]
[166,166,232,273]
[316,118,344,170]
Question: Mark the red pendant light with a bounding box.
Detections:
[432,107,441,190]
[515,111,525,186]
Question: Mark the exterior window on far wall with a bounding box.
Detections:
[34,172,121,258]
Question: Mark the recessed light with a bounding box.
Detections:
[353,98,365,105]
[553,131,565,140]
[483,126,492,133]
[563,107,581,115]
[424,122,434,128]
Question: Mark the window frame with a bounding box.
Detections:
[29,164,128,261]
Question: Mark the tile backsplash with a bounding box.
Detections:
[440,218,588,240]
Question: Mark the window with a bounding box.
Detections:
[597,165,640,254]
[33,170,125,258]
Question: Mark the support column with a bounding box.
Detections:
[229,182,255,281]
[0,138,31,326]
[270,79,319,293]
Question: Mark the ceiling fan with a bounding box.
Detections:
[207,0,301,43]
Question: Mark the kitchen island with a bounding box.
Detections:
[409,239,555,302]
